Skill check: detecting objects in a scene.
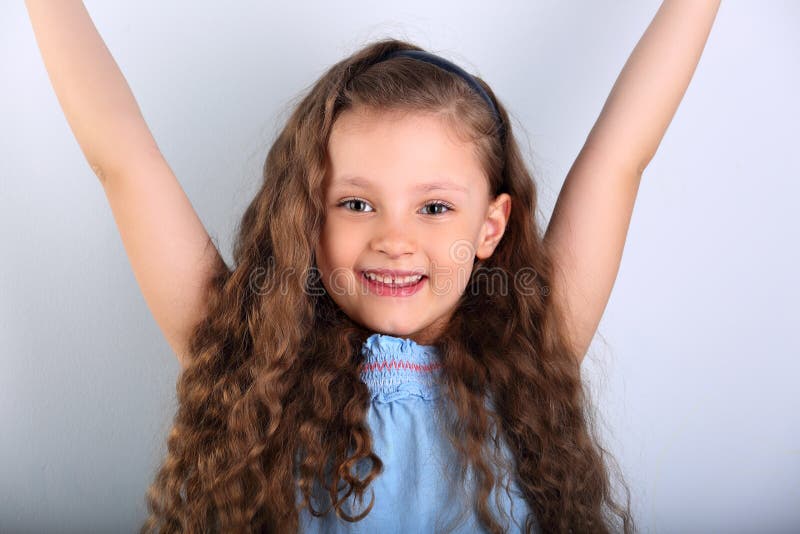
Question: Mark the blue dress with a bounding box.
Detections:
[298,333,537,533]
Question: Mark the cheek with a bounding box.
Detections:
[314,222,333,274]
[428,228,478,268]
[317,220,358,270]
[426,235,477,297]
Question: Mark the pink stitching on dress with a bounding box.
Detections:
[362,360,443,373]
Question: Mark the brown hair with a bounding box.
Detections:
[140,38,635,534]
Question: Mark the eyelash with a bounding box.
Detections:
[336,197,455,216]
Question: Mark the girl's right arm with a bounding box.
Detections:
[26,0,226,369]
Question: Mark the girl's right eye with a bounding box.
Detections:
[337,197,374,213]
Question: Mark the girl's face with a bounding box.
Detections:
[315,107,511,345]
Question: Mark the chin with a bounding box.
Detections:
[363,319,421,338]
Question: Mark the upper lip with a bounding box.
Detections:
[361,268,427,277]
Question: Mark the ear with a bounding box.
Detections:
[476,193,512,260]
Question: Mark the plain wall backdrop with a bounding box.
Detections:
[2,1,798,532]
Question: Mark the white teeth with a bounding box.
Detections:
[364,272,423,285]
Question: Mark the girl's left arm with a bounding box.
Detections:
[543,0,721,365]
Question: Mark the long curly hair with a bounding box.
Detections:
[140,38,636,534]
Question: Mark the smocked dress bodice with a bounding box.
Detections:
[297,333,536,533]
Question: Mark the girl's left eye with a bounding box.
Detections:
[337,198,454,215]
[420,201,454,216]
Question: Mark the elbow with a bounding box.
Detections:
[89,161,109,185]
[636,150,656,177]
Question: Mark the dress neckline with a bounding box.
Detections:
[360,333,443,402]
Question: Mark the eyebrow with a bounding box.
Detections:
[332,175,469,194]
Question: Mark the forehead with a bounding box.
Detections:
[326,108,487,194]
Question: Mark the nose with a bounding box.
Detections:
[369,213,417,258]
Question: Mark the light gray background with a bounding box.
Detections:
[2,1,798,532]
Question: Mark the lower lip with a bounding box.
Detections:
[360,272,427,297]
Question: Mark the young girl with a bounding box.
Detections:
[25,1,721,532]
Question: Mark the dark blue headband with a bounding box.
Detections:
[373,49,505,141]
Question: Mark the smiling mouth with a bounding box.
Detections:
[360,271,428,295]
[361,271,427,286]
